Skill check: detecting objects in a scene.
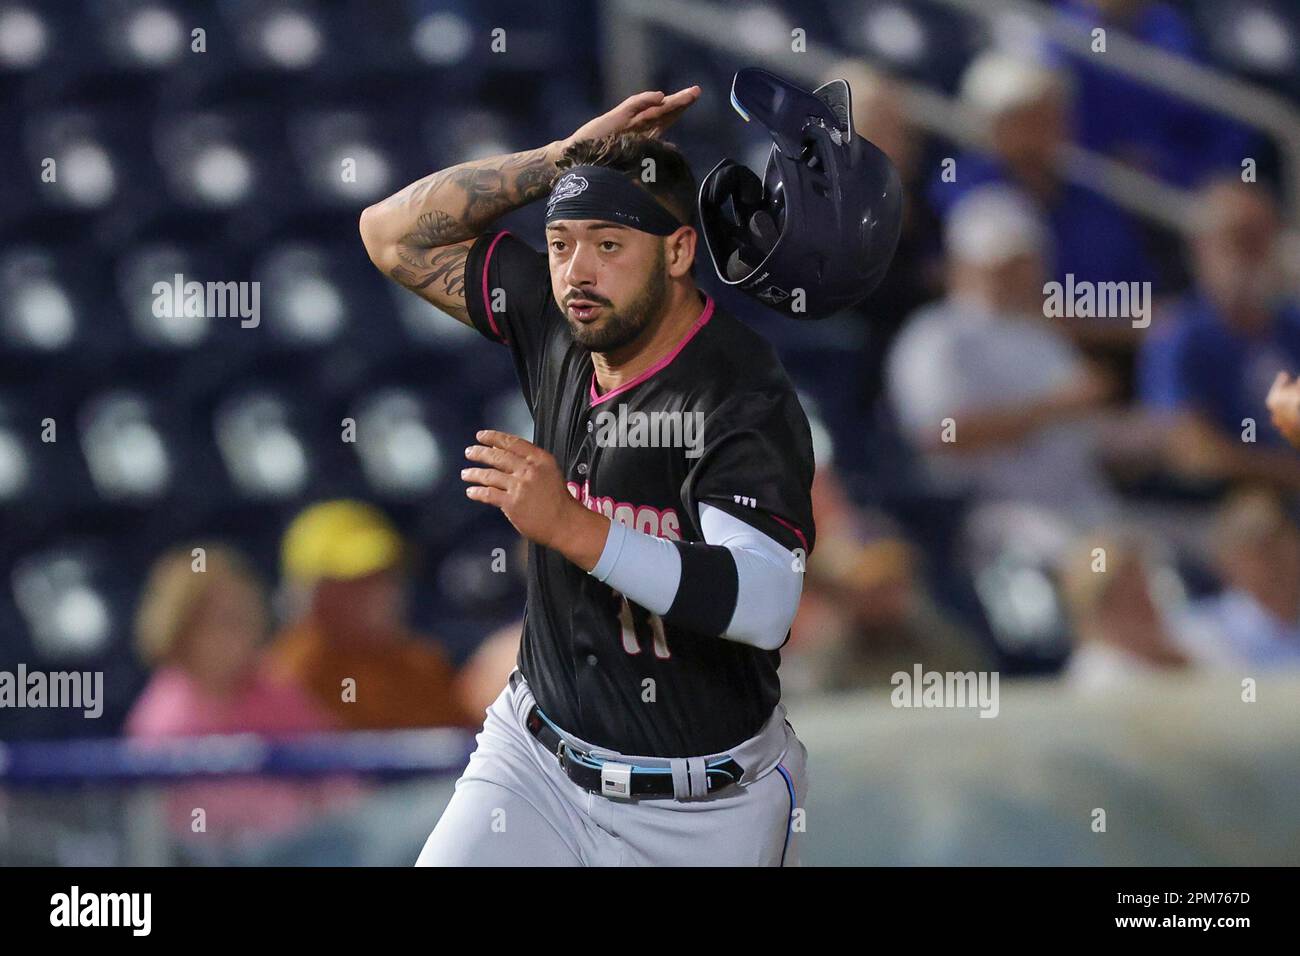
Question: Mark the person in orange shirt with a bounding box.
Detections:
[268,500,473,730]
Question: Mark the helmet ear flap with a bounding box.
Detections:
[725,208,777,280]
[702,161,773,280]
[726,248,755,281]
[748,209,778,254]
[729,164,764,207]
[703,162,765,228]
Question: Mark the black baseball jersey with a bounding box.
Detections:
[464,230,816,757]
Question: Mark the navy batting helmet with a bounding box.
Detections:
[698,68,903,321]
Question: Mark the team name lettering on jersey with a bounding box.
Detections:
[566,480,682,541]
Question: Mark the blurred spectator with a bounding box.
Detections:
[1058,531,1188,690]
[449,537,529,720]
[887,184,1122,559]
[931,50,1157,311]
[786,528,991,693]
[453,619,522,719]
[1175,490,1300,668]
[126,545,345,842]
[1137,178,1300,492]
[831,61,943,409]
[127,545,334,738]
[268,500,473,729]
[1054,0,1255,188]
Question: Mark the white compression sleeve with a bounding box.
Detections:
[699,502,803,650]
[589,519,681,615]
[588,503,803,650]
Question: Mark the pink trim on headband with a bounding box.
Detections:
[588,295,716,406]
[481,231,511,342]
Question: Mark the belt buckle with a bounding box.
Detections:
[599,761,633,798]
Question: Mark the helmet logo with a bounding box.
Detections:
[755,284,790,305]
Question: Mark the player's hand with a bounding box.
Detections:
[462,430,591,555]
[1267,370,1300,449]
[565,87,702,147]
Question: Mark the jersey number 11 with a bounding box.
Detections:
[617,594,671,660]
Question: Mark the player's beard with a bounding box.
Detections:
[566,246,668,354]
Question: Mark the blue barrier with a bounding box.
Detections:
[0,729,477,786]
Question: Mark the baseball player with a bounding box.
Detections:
[360,87,815,866]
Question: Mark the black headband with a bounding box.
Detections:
[545,165,683,236]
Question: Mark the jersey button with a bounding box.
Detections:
[577,462,588,475]
[587,421,594,433]
[586,654,598,667]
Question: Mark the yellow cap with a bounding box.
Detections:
[281,500,404,584]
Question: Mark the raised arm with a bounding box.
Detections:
[358,87,701,324]
[358,144,562,323]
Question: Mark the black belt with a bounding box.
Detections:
[524,705,744,798]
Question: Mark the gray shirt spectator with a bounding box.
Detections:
[887,185,1118,533]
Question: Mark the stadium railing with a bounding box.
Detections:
[607,0,1300,234]
[0,729,474,866]
[5,675,1298,865]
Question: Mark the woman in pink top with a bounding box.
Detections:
[126,545,349,845]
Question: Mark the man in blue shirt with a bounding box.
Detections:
[931,52,1156,298]
[1137,178,1300,490]
[1052,0,1255,189]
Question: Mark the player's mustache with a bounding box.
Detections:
[564,291,613,307]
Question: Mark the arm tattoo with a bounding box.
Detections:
[404,210,457,246]
[388,244,468,298]
[384,145,556,250]
[504,148,556,202]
